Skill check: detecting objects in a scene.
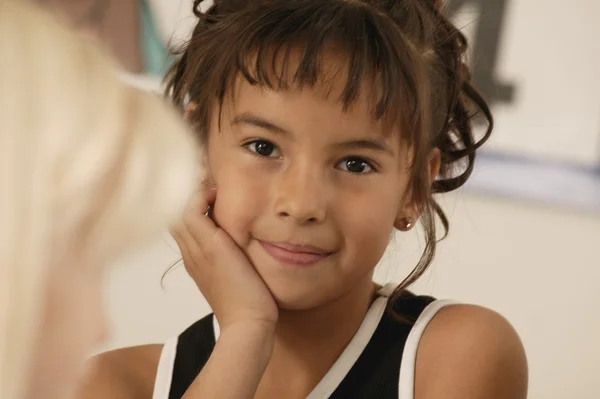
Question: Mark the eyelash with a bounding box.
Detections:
[242,139,378,174]
[338,157,377,174]
[243,139,282,159]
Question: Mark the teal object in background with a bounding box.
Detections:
[140,0,172,76]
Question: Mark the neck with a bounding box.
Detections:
[260,275,378,396]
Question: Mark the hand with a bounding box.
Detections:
[171,181,278,331]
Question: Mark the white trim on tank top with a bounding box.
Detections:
[397,299,457,398]
[304,283,395,398]
[151,284,455,399]
[152,336,178,399]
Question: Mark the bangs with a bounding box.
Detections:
[165,0,494,304]
[176,0,429,143]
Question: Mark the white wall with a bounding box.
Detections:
[455,0,600,166]
[101,191,600,399]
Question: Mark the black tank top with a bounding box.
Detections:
[152,285,453,399]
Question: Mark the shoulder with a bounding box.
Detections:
[76,344,164,399]
[414,304,528,399]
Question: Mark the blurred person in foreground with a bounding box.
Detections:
[0,1,199,398]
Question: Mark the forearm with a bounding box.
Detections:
[182,323,274,399]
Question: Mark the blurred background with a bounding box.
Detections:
[39,0,600,398]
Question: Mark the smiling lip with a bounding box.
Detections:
[259,240,334,266]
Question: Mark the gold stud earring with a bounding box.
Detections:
[402,217,414,230]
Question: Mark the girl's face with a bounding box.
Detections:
[207,77,420,309]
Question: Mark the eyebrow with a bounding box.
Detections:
[232,112,290,135]
[336,139,394,155]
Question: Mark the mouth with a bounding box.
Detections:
[258,240,335,267]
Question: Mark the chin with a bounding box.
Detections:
[274,294,320,311]
[261,274,340,311]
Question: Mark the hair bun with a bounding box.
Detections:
[194,0,250,17]
[192,0,206,17]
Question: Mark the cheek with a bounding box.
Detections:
[336,184,403,267]
[341,200,396,249]
[210,155,271,246]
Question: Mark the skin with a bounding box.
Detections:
[26,241,108,399]
[78,71,527,399]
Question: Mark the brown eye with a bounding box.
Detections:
[337,157,374,174]
[245,140,281,158]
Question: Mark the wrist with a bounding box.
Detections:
[220,320,277,338]
[217,322,275,368]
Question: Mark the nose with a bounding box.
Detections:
[273,162,327,224]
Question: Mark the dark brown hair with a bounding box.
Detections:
[165,0,493,322]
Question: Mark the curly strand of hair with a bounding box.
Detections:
[193,0,205,18]
[386,0,493,323]
[388,200,438,324]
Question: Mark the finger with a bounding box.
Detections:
[200,176,217,206]
[171,225,198,271]
[183,184,219,251]
[200,176,217,190]
[170,225,191,259]
[203,185,217,211]
[184,210,218,255]
[173,196,211,254]
[185,183,216,218]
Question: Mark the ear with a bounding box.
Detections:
[394,148,441,231]
[184,101,198,120]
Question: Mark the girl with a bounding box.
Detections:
[0,2,198,398]
[82,0,528,398]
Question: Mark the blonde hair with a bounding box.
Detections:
[0,2,199,398]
